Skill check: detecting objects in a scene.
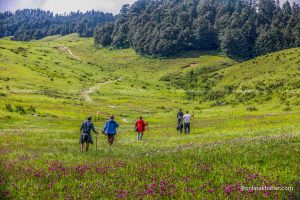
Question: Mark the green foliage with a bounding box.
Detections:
[283,106,292,111]
[94,22,114,47]
[94,0,300,58]
[221,28,251,58]
[15,105,26,115]
[28,106,36,113]
[5,104,13,112]
[0,9,115,41]
[246,105,258,112]
[161,48,300,105]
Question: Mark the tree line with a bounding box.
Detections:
[0,9,115,41]
[94,0,300,58]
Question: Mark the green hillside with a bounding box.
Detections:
[0,34,299,199]
[162,48,300,109]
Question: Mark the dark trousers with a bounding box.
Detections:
[108,134,115,145]
[178,119,182,124]
[184,123,190,134]
[178,119,183,133]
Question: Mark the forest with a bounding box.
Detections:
[94,0,300,58]
[0,9,115,41]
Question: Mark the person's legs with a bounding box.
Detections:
[80,143,84,152]
[184,123,187,134]
[108,135,111,145]
[108,135,114,146]
[140,132,144,140]
[187,123,190,134]
[86,143,89,152]
[82,135,89,152]
[180,123,183,134]
[137,133,140,140]
[111,135,115,146]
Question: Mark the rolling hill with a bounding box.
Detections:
[161,48,300,109]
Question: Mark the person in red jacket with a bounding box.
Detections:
[135,116,148,141]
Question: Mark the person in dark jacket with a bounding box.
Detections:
[177,109,184,133]
[103,116,119,146]
[135,116,148,141]
[80,115,98,152]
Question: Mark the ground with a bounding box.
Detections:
[0,34,299,199]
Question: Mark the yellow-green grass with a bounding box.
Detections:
[0,34,299,199]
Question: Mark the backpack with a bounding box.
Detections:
[137,120,145,132]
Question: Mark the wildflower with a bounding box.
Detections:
[274,192,278,200]
[224,185,234,195]
[3,190,10,198]
[0,179,5,185]
[208,189,215,193]
[147,182,156,195]
[63,185,67,191]
[34,170,43,178]
[262,191,270,198]
[248,188,254,194]
[248,174,258,180]
[48,182,53,189]
[160,179,168,195]
[115,190,129,199]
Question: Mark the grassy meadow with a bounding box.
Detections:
[0,34,299,199]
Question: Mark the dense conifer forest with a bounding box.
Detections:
[0,9,115,40]
[94,0,300,58]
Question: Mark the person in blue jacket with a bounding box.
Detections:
[80,115,98,152]
[103,115,119,146]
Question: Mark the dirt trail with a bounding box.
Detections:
[80,78,122,102]
[57,45,81,61]
[181,62,198,69]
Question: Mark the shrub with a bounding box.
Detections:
[5,104,13,112]
[0,93,6,97]
[246,105,257,111]
[210,100,227,107]
[194,106,201,110]
[205,90,225,101]
[28,106,36,113]
[283,106,291,112]
[16,105,26,115]
[157,106,166,110]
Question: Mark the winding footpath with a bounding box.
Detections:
[58,45,81,61]
[80,78,122,102]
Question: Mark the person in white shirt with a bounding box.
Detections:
[183,111,192,134]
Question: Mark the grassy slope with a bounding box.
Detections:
[162,48,300,109]
[218,49,300,105]
[0,34,299,199]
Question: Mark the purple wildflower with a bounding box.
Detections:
[224,185,234,195]
[208,189,215,193]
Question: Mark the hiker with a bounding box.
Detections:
[177,109,184,133]
[103,116,119,146]
[183,111,192,134]
[80,115,98,152]
[135,116,148,141]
